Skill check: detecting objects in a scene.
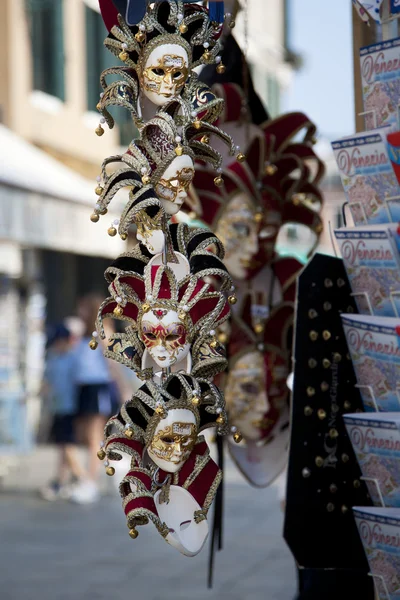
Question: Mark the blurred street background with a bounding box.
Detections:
[0,0,354,598]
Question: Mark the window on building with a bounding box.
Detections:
[85,6,137,146]
[27,0,65,100]
[267,75,280,118]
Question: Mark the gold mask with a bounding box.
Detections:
[156,167,194,204]
[150,422,197,464]
[142,54,189,98]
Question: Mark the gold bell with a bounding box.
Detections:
[216,415,224,425]
[97,449,106,460]
[322,330,331,341]
[142,303,150,313]
[95,186,103,196]
[90,213,100,223]
[89,339,98,350]
[193,119,202,130]
[95,125,104,136]
[309,330,318,341]
[192,396,200,406]
[318,409,327,420]
[254,323,264,334]
[228,295,237,305]
[203,50,212,62]
[99,207,108,215]
[179,22,188,33]
[135,31,145,43]
[315,456,324,467]
[178,310,187,321]
[106,466,115,476]
[322,358,331,369]
[236,152,246,163]
[142,174,151,185]
[119,50,129,61]
[307,387,315,397]
[129,528,139,539]
[265,164,277,176]
[233,432,242,443]
[175,144,183,156]
[329,428,339,439]
[254,212,263,223]
[218,332,228,344]
[113,305,123,317]
[216,63,226,74]
[155,405,164,416]
[120,233,128,241]
[214,176,223,187]
[344,400,351,411]
[125,427,134,439]
[210,339,218,349]
[201,135,210,144]
[108,226,117,237]
[304,406,313,416]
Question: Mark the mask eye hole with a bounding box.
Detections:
[152,68,165,76]
[173,71,183,80]
[166,334,180,342]
[241,383,259,395]
[144,332,157,340]
[161,437,175,444]
[233,223,250,237]
[180,520,191,531]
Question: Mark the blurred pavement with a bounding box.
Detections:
[0,447,297,600]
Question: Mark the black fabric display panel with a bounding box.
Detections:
[284,254,374,600]
[199,34,269,125]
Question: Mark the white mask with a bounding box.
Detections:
[156,155,195,216]
[225,351,269,441]
[140,309,190,369]
[216,193,259,280]
[141,44,189,106]
[154,486,208,556]
[148,409,197,473]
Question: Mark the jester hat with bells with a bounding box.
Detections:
[95,263,231,380]
[100,372,227,539]
[104,220,233,294]
[92,106,237,241]
[96,1,230,130]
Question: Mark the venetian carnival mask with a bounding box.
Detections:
[140,308,191,368]
[216,193,259,280]
[148,408,197,473]
[225,351,269,441]
[141,44,190,106]
[156,156,195,216]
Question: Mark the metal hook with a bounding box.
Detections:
[153,467,170,488]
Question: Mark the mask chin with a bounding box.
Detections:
[142,88,171,106]
[154,486,209,557]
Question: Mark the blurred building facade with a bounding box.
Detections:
[233,0,298,117]
[0,0,131,450]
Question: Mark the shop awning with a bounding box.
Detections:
[0,125,126,258]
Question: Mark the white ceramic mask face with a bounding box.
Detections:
[136,227,165,255]
[156,155,195,216]
[154,486,209,556]
[225,351,269,441]
[148,408,197,473]
[140,309,190,368]
[216,193,259,280]
[141,44,189,106]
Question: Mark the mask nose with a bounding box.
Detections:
[163,72,173,87]
[174,441,182,453]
